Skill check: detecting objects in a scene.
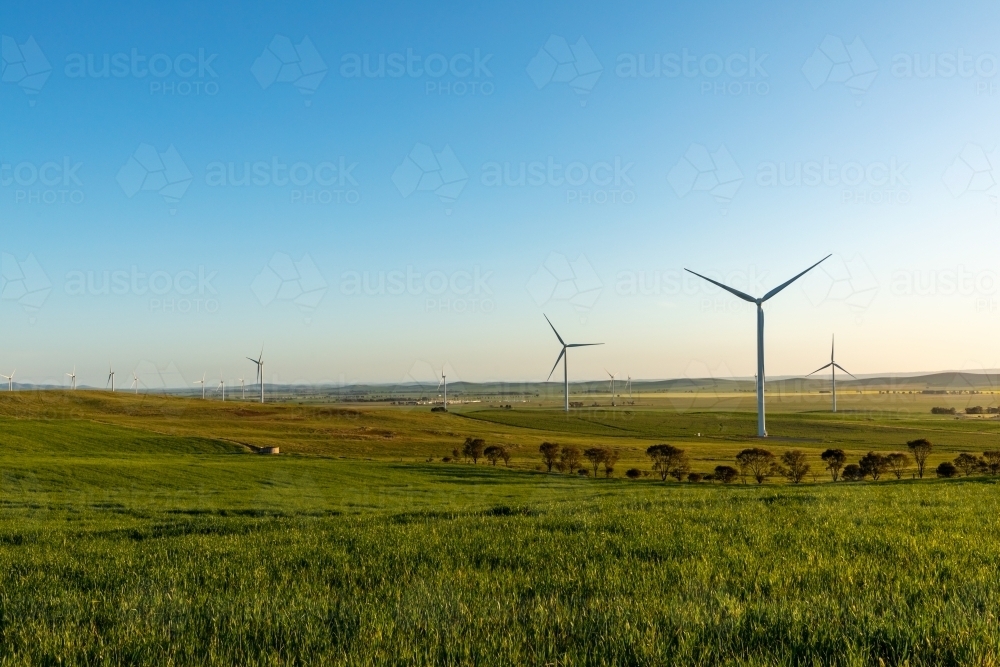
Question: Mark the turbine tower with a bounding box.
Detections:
[238,376,245,400]
[246,348,264,403]
[130,372,139,394]
[107,364,115,392]
[544,314,603,412]
[66,366,76,390]
[605,369,617,406]
[685,255,830,437]
[437,369,448,410]
[807,334,856,413]
[195,373,205,399]
[1,370,14,392]
[218,372,225,401]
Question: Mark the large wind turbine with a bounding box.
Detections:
[107,364,115,392]
[685,255,830,437]
[1,370,14,391]
[246,348,264,403]
[807,335,856,413]
[437,369,448,410]
[66,366,76,390]
[544,315,603,412]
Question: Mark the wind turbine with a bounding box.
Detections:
[544,315,603,412]
[437,369,448,410]
[217,372,225,401]
[195,373,205,399]
[1,370,14,391]
[246,348,264,403]
[238,376,245,400]
[605,369,617,406]
[107,364,115,392]
[685,255,830,437]
[130,372,139,394]
[66,366,76,390]
[807,334,856,413]
[626,375,632,401]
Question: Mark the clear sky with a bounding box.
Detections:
[2,0,1000,388]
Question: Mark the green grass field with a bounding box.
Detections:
[2,390,1000,665]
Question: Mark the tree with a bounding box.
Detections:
[499,445,515,467]
[735,448,776,484]
[841,464,864,481]
[687,472,703,483]
[483,445,505,466]
[463,437,486,464]
[907,439,933,479]
[936,461,957,478]
[983,450,1000,475]
[858,452,889,481]
[820,448,847,481]
[558,445,581,473]
[645,444,689,482]
[602,448,620,478]
[584,447,607,477]
[713,465,738,484]
[886,452,910,479]
[539,442,560,472]
[780,449,810,484]
[954,453,982,477]
[625,468,642,479]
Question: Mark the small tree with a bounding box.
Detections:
[713,465,738,484]
[858,452,889,481]
[584,447,606,478]
[539,442,561,472]
[842,464,864,481]
[886,452,910,479]
[907,439,933,479]
[625,468,642,479]
[983,450,1000,475]
[463,437,486,464]
[558,445,581,473]
[646,444,689,482]
[602,448,620,478]
[499,445,515,467]
[483,445,504,466]
[954,453,982,477]
[735,448,776,484]
[687,472,703,483]
[936,461,957,478]
[780,449,810,484]
[820,448,847,481]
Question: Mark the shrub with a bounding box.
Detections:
[430,406,446,412]
[966,406,985,415]
[687,473,703,483]
[713,465,738,484]
[780,449,810,484]
[539,442,560,472]
[625,468,642,479]
[931,407,957,414]
[936,462,958,478]
[558,445,581,473]
[983,450,1000,474]
[859,452,889,481]
[462,438,486,464]
[483,445,505,466]
[442,456,452,463]
[602,448,620,478]
[886,452,910,479]
[954,452,983,476]
[842,464,864,481]
[577,468,590,476]
[583,447,608,477]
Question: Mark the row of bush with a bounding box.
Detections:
[932,406,1000,415]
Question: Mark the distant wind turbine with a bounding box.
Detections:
[807,334,856,413]
[130,372,139,394]
[66,366,76,390]
[605,369,617,406]
[107,364,115,392]
[626,375,632,401]
[246,347,264,403]
[545,314,603,412]
[437,369,448,410]
[217,372,225,401]
[1,370,14,392]
[238,376,245,400]
[685,255,830,437]
[195,373,205,399]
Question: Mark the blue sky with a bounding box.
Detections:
[2,0,1000,388]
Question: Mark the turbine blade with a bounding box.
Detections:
[567,343,603,347]
[543,314,565,346]
[684,269,756,302]
[547,348,566,381]
[831,334,835,362]
[761,254,831,302]
[833,362,857,379]
[806,362,833,376]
